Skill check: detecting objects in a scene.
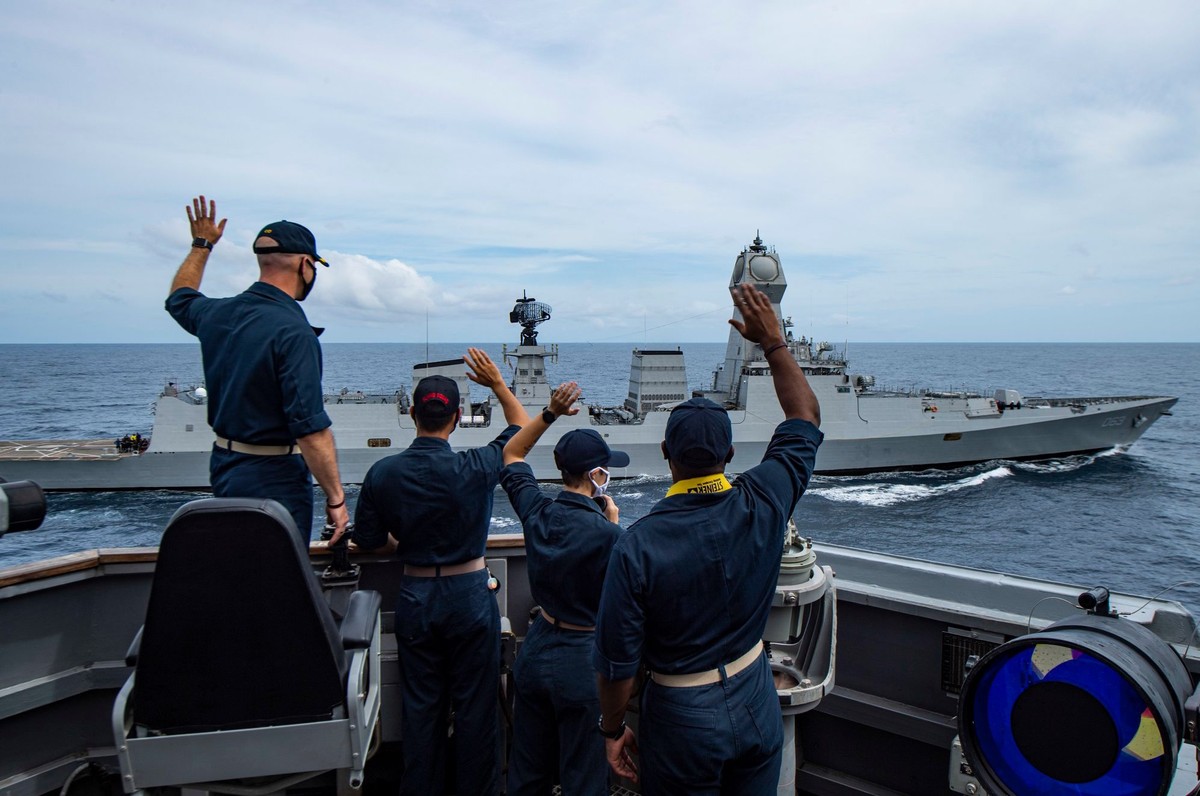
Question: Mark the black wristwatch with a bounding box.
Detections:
[597,715,625,739]
[541,407,556,424]
[191,237,213,250]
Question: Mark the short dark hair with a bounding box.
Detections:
[414,408,458,434]
[561,470,588,489]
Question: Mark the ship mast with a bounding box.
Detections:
[709,232,789,403]
[502,292,557,406]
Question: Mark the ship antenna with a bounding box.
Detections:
[509,291,553,346]
[844,286,849,361]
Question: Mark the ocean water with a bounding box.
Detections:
[1,341,1197,619]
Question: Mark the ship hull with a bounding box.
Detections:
[0,389,1176,490]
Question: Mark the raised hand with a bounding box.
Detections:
[464,347,504,391]
[548,382,582,418]
[186,195,227,245]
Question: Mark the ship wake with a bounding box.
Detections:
[811,448,1123,508]
[811,467,1013,507]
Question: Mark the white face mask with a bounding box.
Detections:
[589,467,610,497]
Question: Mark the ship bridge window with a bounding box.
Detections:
[367,438,392,448]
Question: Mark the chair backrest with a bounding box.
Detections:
[132,498,345,735]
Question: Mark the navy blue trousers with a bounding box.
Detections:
[639,653,782,795]
[209,448,314,542]
[395,569,500,796]
[507,616,608,796]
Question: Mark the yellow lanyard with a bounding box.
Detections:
[665,473,733,497]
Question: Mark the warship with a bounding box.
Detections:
[0,235,1177,491]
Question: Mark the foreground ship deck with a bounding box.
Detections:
[3,530,1200,795]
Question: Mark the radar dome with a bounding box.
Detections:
[748,254,780,282]
[195,387,208,400]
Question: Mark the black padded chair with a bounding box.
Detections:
[112,498,381,794]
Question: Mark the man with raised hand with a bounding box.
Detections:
[166,196,348,542]
[352,348,530,796]
[593,282,823,793]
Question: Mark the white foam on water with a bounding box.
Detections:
[489,515,521,531]
[1012,449,1117,475]
[812,466,1013,507]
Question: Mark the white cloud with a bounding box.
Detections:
[0,1,1197,343]
[311,252,437,323]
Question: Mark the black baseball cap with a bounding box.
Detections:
[252,220,328,266]
[412,375,460,420]
[553,429,630,474]
[664,398,732,469]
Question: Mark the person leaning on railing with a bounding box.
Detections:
[351,348,530,796]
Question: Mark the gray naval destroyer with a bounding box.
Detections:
[0,235,1177,490]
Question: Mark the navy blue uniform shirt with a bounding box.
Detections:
[500,462,624,628]
[593,418,823,681]
[166,283,330,444]
[353,426,520,562]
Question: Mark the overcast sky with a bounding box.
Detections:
[1,1,1197,344]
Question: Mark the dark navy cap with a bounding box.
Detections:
[553,429,630,474]
[665,398,732,469]
[413,375,460,420]
[252,220,328,266]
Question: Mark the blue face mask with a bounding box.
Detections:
[590,467,610,497]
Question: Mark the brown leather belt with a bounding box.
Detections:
[403,557,486,578]
[650,643,764,688]
[539,609,595,633]
[214,436,299,456]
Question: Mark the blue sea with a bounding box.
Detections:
[1,341,1198,618]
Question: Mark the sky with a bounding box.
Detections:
[1,1,1197,344]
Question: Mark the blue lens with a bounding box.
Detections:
[970,642,1169,795]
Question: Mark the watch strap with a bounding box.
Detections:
[191,237,214,250]
[541,407,556,424]
[597,715,625,739]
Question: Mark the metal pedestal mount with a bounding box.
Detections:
[766,519,837,796]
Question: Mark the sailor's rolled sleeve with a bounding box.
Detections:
[739,418,824,514]
[592,540,645,681]
[165,288,206,335]
[277,329,331,439]
[500,462,549,524]
[352,476,388,551]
